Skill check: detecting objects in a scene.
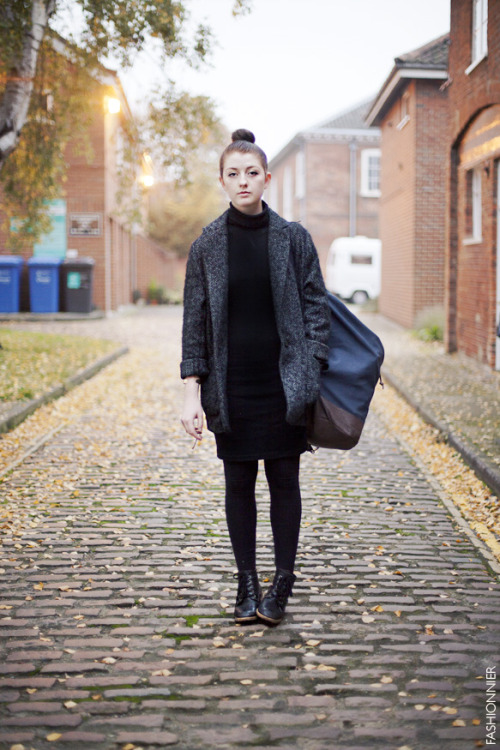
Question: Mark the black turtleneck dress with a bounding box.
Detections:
[215,203,308,461]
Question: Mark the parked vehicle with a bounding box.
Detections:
[325,236,381,304]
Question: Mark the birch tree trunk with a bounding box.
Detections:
[0,0,55,173]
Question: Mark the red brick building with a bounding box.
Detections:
[366,35,450,328]
[0,65,182,312]
[445,0,500,369]
[268,100,381,271]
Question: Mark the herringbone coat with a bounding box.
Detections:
[180,207,330,434]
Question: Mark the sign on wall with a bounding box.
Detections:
[33,199,67,259]
[69,213,102,237]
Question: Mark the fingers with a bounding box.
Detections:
[181,409,204,441]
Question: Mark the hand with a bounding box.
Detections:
[181,378,204,442]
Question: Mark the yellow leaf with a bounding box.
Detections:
[414,704,426,711]
[46,733,62,742]
[33,582,44,590]
[371,605,384,612]
[442,706,458,714]
[394,610,402,617]
[472,718,481,725]
[380,676,393,683]
[452,719,466,727]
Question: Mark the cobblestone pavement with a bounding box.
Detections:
[1,307,499,750]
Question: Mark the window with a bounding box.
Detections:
[360,149,381,197]
[283,165,293,220]
[295,150,305,199]
[350,254,373,265]
[467,0,488,73]
[465,167,482,242]
[397,92,411,130]
[268,178,278,211]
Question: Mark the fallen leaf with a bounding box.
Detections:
[452,719,466,727]
[46,734,62,742]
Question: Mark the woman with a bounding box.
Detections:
[181,129,329,626]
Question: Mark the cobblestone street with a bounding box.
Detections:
[0,307,499,750]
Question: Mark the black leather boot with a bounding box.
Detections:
[234,569,261,624]
[257,569,296,625]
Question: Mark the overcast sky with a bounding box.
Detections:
[123,0,451,160]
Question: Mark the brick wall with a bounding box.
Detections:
[446,0,500,367]
[378,82,417,328]
[414,79,448,315]
[0,79,179,313]
[270,136,380,273]
[378,78,448,328]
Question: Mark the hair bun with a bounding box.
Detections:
[231,128,255,144]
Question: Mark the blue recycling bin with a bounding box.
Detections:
[0,256,24,313]
[27,256,61,313]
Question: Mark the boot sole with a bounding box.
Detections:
[256,610,283,625]
[234,614,258,624]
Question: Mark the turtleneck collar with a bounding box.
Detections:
[227,201,270,229]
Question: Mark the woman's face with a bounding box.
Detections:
[220,151,271,215]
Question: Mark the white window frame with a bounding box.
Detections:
[360,149,381,198]
[466,0,488,75]
[397,92,411,130]
[295,150,305,199]
[268,177,278,212]
[283,165,293,220]
[464,167,483,243]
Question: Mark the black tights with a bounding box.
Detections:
[223,455,302,573]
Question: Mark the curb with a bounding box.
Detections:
[0,311,105,322]
[0,345,129,434]
[382,366,500,498]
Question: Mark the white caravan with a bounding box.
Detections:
[325,236,382,305]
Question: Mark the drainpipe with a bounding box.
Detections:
[349,141,357,237]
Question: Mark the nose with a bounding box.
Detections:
[239,173,248,186]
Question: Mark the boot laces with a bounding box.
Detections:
[235,572,259,604]
[273,576,293,608]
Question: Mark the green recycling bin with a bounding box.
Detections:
[60,257,95,313]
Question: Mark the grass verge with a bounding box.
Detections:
[0,328,117,403]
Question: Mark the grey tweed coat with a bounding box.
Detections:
[180,206,330,434]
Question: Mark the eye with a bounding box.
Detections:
[228,171,237,177]
[249,171,259,176]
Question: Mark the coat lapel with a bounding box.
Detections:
[202,213,228,357]
[268,209,291,310]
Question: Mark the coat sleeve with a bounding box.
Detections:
[297,227,330,366]
[180,241,210,380]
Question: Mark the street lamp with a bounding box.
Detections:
[105,96,121,114]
